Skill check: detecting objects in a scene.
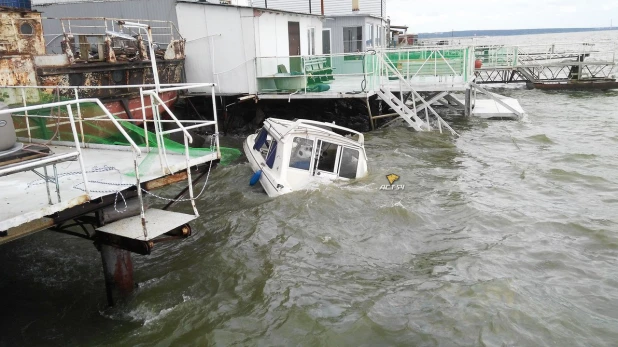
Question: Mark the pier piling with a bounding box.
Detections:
[100,244,135,306]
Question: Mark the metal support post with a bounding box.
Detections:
[100,244,135,307]
[464,88,471,117]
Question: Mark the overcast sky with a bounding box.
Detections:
[387,0,618,32]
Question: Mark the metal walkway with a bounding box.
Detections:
[474,42,618,86]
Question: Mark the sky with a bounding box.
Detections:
[387,0,618,33]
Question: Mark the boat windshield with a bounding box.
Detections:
[338,147,359,179]
[289,137,314,170]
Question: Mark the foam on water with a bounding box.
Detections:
[1,31,618,346]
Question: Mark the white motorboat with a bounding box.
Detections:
[243,118,368,197]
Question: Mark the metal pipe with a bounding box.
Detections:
[43,166,52,205]
[19,89,32,143]
[145,92,193,143]
[74,88,85,146]
[53,164,61,203]
[65,105,91,196]
[184,135,198,217]
[211,87,221,159]
[139,87,149,151]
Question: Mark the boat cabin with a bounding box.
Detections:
[244,118,368,197]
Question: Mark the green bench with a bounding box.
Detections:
[303,56,335,84]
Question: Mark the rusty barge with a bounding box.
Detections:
[1,6,186,137]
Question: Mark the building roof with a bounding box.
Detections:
[177,0,324,18]
[325,13,385,21]
[0,6,38,13]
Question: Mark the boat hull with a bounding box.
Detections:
[243,134,292,197]
[531,79,618,91]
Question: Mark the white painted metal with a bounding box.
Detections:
[1,82,220,240]
[177,2,323,95]
[96,209,196,241]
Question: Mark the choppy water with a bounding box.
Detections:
[2,32,618,346]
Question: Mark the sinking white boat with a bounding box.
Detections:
[243,118,368,197]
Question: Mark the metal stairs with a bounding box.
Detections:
[375,87,425,131]
[375,52,459,136]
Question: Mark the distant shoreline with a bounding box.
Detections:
[418,27,618,39]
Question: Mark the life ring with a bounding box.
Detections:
[250,170,262,186]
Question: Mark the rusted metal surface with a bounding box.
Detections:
[0,7,45,56]
[35,59,185,99]
[2,10,186,105]
[0,8,45,104]
[0,217,55,245]
[144,170,190,191]
[99,244,135,306]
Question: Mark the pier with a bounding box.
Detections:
[474,42,618,89]
[0,83,222,305]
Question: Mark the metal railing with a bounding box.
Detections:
[254,46,476,95]
[2,83,220,237]
[43,16,183,62]
[475,41,618,69]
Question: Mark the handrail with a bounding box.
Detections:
[0,98,142,155]
[377,52,459,136]
[281,119,365,145]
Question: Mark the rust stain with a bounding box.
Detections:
[144,171,189,191]
[0,217,55,245]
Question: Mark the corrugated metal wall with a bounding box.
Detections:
[251,0,386,18]
[33,0,178,23]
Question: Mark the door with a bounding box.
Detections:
[313,140,340,179]
[322,29,331,54]
[288,21,301,72]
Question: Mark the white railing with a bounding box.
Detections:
[475,41,618,68]
[2,83,220,238]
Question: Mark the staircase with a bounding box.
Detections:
[374,53,459,136]
[375,87,425,131]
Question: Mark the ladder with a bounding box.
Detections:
[375,53,459,136]
[375,87,425,131]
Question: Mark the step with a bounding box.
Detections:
[97,209,197,241]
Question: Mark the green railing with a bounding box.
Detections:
[255,53,380,94]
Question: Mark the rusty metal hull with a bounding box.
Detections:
[36,59,185,100]
[532,80,618,91]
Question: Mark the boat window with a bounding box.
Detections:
[339,147,359,179]
[315,140,338,173]
[20,22,34,36]
[289,137,314,170]
[253,129,269,159]
[265,140,277,169]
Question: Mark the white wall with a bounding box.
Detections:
[251,0,386,18]
[177,3,323,95]
[254,11,323,76]
[176,3,257,95]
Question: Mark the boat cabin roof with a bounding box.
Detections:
[263,118,364,147]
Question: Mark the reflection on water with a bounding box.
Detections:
[2,31,618,346]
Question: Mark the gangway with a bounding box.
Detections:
[474,41,618,88]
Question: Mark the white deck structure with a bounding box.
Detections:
[0,83,221,244]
